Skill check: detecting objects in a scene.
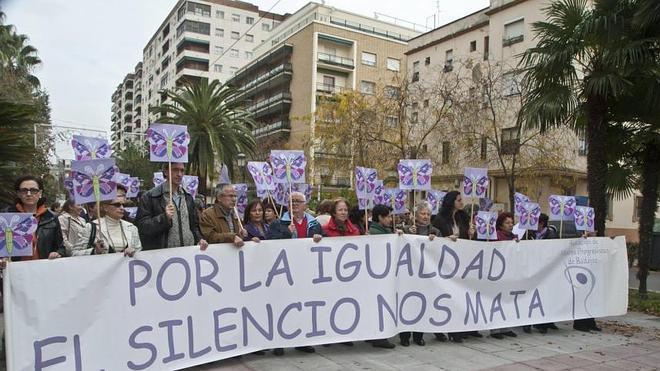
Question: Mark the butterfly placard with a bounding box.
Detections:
[182,175,199,199]
[273,183,288,206]
[574,206,595,232]
[147,123,190,163]
[475,211,497,240]
[247,161,276,192]
[292,183,313,202]
[270,150,306,184]
[71,135,112,161]
[514,192,530,217]
[355,167,378,199]
[479,197,494,212]
[358,197,373,211]
[397,159,433,190]
[153,172,165,187]
[124,207,139,220]
[463,167,488,198]
[519,202,541,230]
[548,195,576,221]
[426,190,447,215]
[373,180,385,205]
[0,213,38,257]
[63,177,75,200]
[70,158,117,204]
[385,188,407,215]
[126,177,140,198]
[218,163,231,184]
[234,184,248,217]
[115,173,129,185]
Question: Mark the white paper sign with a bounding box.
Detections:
[4,236,628,370]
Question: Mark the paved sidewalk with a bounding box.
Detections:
[629,268,660,292]
[188,312,660,371]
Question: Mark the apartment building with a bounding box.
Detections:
[111,0,286,151]
[405,0,650,240]
[110,66,138,152]
[228,2,421,186]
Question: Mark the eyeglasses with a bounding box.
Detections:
[291,200,305,204]
[222,194,238,198]
[108,202,125,208]
[17,188,41,195]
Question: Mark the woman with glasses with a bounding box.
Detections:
[72,185,141,257]
[58,199,87,257]
[1,175,66,260]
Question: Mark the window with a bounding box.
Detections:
[484,36,490,60]
[442,142,450,164]
[176,20,210,37]
[361,52,376,66]
[160,72,169,89]
[423,99,429,108]
[502,72,520,96]
[411,112,418,123]
[215,28,224,37]
[503,18,525,46]
[480,136,487,160]
[231,31,240,40]
[387,58,400,71]
[230,66,238,75]
[214,46,224,55]
[245,34,254,42]
[501,127,520,155]
[246,17,254,25]
[230,48,239,58]
[444,49,453,72]
[232,14,240,22]
[262,23,271,31]
[470,40,477,52]
[186,2,211,17]
[386,116,399,127]
[412,61,420,82]
[385,85,400,99]
[323,75,335,88]
[425,56,430,66]
[360,80,375,94]
[578,128,588,156]
[245,51,253,59]
[216,10,224,19]
[214,64,223,72]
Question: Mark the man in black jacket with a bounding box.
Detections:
[135,163,207,250]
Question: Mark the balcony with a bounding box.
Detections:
[317,52,354,70]
[176,38,210,56]
[316,82,346,95]
[124,113,133,122]
[124,102,133,111]
[503,35,524,47]
[247,92,292,119]
[253,120,291,139]
[236,63,292,101]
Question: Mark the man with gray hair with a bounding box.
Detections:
[199,183,244,247]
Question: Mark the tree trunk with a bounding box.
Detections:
[636,137,660,298]
[585,95,609,236]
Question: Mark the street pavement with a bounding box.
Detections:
[186,312,660,371]
[629,268,660,292]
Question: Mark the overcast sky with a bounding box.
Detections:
[3,0,488,142]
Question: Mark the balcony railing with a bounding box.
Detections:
[252,120,291,137]
[247,92,292,113]
[316,82,345,94]
[239,63,292,92]
[317,52,354,68]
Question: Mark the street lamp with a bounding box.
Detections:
[236,153,246,184]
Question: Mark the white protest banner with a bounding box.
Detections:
[4,236,628,371]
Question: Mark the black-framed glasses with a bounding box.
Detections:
[17,188,41,195]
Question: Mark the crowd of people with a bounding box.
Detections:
[0,166,602,358]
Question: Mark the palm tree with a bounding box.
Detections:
[519,0,639,236]
[0,11,41,89]
[150,78,256,194]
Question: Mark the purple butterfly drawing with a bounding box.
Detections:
[358,197,373,210]
[270,150,306,184]
[373,180,385,205]
[63,177,75,200]
[384,188,407,215]
[514,192,530,217]
[273,183,289,206]
[463,167,489,198]
[115,173,130,186]
[126,177,140,198]
[70,158,117,204]
[355,167,378,199]
[397,159,433,190]
[548,195,576,221]
[426,190,447,215]
[247,161,276,192]
[153,172,165,187]
[124,207,139,220]
[519,202,541,230]
[574,206,595,232]
[0,213,38,257]
[292,183,313,202]
[234,184,248,217]
[475,211,497,240]
[146,123,190,163]
[182,175,199,199]
[71,135,112,161]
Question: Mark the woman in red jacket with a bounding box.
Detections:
[322,198,361,237]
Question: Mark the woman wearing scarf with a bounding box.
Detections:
[243,199,270,242]
[490,212,518,339]
[322,198,361,237]
[73,185,141,257]
[58,199,87,257]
